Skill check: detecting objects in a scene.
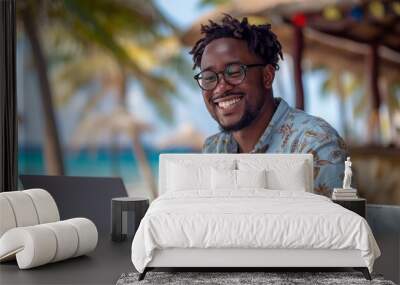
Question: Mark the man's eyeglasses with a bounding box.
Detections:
[194,63,266,91]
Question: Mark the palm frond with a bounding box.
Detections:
[343,72,362,98]
[138,74,177,123]
[388,82,400,112]
[198,0,230,8]
[64,0,165,38]
[354,91,370,117]
[321,71,335,98]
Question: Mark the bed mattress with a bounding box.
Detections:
[131,190,380,273]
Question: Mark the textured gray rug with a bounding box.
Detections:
[116,271,396,285]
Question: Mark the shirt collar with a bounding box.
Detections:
[225,97,291,153]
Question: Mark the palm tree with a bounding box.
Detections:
[18,1,65,174]
[319,69,363,141]
[319,67,400,144]
[17,0,193,197]
[16,0,185,176]
[54,43,191,199]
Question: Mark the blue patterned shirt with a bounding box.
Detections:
[202,98,347,197]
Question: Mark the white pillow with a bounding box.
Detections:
[167,163,209,191]
[167,160,235,191]
[238,159,307,191]
[211,168,236,190]
[211,168,267,190]
[237,169,267,189]
[267,165,306,191]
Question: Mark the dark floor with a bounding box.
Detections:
[1,205,399,285]
[0,233,134,285]
[367,204,400,285]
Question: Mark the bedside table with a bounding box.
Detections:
[332,198,366,218]
[111,197,149,242]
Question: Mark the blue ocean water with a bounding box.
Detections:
[18,145,198,184]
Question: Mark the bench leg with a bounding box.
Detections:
[354,267,371,280]
[138,268,148,281]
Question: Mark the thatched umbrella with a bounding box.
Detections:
[155,123,205,151]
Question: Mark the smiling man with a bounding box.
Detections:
[189,14,347,197]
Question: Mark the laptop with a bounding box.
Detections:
[20,175,128,233]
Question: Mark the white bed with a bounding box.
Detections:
[131,154,380,280]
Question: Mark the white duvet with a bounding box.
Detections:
[131,190,380,273]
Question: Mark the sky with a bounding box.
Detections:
[155,0,213,29]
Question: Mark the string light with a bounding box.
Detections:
[292,13,307,27]
[247,16,269,25]
[350,6,364,21]
[392,1,400,16]
[323,5,342,21]
[369,1,385,19]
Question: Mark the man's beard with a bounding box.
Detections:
[217,104,260,133]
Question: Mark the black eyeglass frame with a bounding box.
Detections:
[193,63,266,91]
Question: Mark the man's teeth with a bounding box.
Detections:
[218,98,241,109]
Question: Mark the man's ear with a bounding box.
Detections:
[263,65,275,89]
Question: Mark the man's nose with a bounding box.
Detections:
[213,74,233,96]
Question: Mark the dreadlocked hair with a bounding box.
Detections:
[190,14,283,70]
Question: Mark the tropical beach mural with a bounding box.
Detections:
[17,0,400,204]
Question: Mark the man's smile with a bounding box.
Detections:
[211,93,245,114]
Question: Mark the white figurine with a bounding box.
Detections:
[343,157,352,189]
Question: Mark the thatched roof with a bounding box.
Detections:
[182,0,400,76]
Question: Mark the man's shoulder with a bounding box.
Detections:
[202,132,224,153]
[281,108,347,166]
[204,132,222,145]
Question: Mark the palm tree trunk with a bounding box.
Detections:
[118,70,157,199]
[130,133,157,200]
[367,43,381,144]
[334,72,349,141]
[293,26,305,110]
[21,6,64,175]
[110,130,121,177]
